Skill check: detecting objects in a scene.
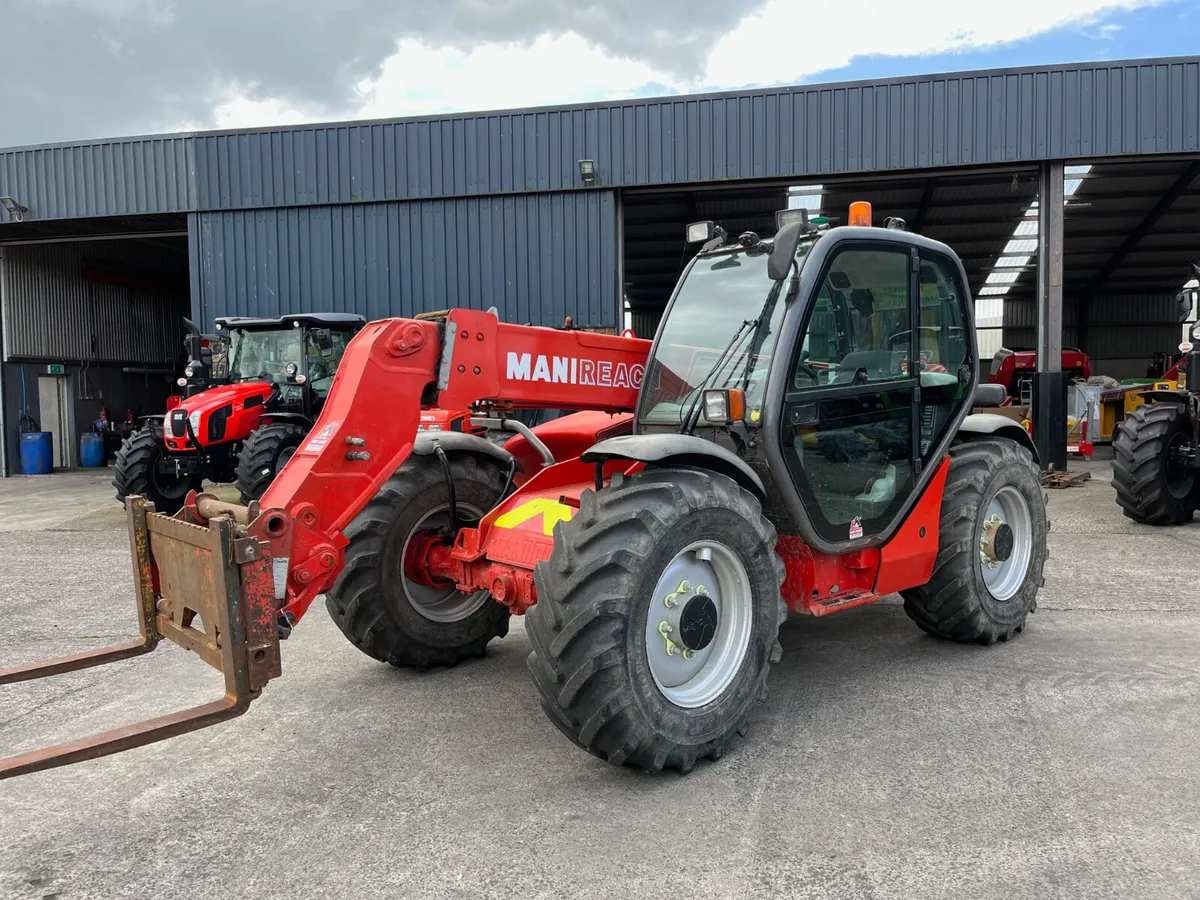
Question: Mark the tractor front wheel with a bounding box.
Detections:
[1111,402,1197,525]
[112,428,199,516]
[325,452,511,669]
[236,423,308,504]
[901,439,1047,645]
[525,468,786,774]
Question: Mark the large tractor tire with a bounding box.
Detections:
[1111,402,1197,525]
[525,468,786,774]
[112,427,201,516]
[325,452,511,669]
[236,422,308,504]
[901,438,1047,645]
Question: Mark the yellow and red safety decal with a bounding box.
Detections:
[493,497,575,535]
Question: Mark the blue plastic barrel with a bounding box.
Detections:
[20,432,54,475]
[80,432,105,468]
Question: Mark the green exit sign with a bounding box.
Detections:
[46,364,65,375]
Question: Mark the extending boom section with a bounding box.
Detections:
[264,309,651,623]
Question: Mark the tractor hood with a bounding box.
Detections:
[174,382,273,414]
[161,382,274,450]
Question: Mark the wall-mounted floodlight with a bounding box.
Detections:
[578,159,597,186]
[0,197,28,222]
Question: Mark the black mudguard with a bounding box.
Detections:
[581,433,765,498]
[956,413,1039,464]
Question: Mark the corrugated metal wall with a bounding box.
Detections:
[0,137,192,220]
[1002,296,1077,350]
[189,60,1200,210]
[2,58,1198,222]
[195,190,617,328]
[1001,293,1182,359]
[1082,293,1184,358]
[1,239,190,363]
[630,308,664,340]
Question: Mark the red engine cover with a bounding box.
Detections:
[162,382,274,450]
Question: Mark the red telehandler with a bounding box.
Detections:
[2,202,1048,777]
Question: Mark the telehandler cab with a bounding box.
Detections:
[2,201,1048,778]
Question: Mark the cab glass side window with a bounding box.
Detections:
[791,250,913,390]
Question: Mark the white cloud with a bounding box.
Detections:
[202,0,1168,131]
[208,85,316,131]
[355,33,672,120]
[703,0,1167,87]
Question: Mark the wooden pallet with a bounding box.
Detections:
[1041,465,1091,488]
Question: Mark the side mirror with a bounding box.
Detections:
[768,222,803,281]
[316,328,334,355]
[1176,289,1195,324]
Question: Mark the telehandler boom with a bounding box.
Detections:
[2,202,1048,777]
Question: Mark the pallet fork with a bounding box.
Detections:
[0,495,282,779]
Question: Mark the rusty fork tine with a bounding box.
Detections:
[0,640,156,685]
[0,495,282,780]
[0,694,250,779]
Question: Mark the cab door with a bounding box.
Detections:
[772,239,977,551]
[777,241,922,547]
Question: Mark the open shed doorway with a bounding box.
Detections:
[1,213,191,474]
[619,166,1042,351]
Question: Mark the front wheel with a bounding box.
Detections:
[1111,402,1197,525]
[525,468,786,774]
[111,428,200,516]
[235,423,307,504]
[325,452,512,669]
[901,438,1048,645]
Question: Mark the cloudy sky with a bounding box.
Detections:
[2,0,1197,147]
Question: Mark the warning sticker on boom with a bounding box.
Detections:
[304,421,341,453]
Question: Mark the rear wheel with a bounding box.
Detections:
[901,439,1047,645]
[1111,402,1197,525]
[235,423,307,504]
[325,453,511,669]
[112,427,199,516]
[525,468,786,774]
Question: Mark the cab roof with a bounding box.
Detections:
[214,312,366,331]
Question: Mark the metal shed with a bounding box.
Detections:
[1,55,1199,472]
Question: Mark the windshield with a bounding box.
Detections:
[638,239,812,425]
[227,328,304,384]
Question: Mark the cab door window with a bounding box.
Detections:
[306,330,351,400]
[915,255,973,460]
[780,245,918,545]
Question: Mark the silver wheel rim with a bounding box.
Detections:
[979,486,1033,602]
[645,540,753,709]
[399,502,490,623]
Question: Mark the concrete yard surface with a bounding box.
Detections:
[1,454,1198,900]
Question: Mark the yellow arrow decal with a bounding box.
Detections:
[494,497,574,536]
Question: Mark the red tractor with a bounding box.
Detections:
[112,313,366,513]
[988,346,1091,402]
[5,201,1049,778]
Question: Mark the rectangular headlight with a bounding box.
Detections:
[702,389,746,425]
[703,390,729,423]
[686,221,715,244]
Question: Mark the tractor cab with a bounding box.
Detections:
[112,312,366,517]
[213,313,364,415]
[636,202,991,550]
